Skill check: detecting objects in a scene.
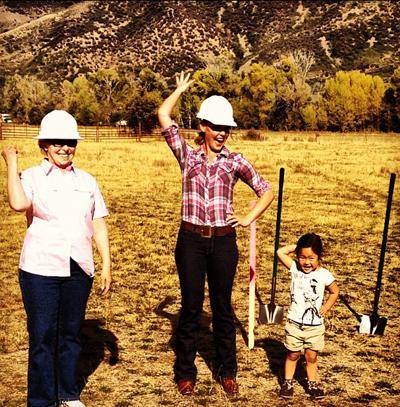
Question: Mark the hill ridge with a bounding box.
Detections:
[0,0,399,85]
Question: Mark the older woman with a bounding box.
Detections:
[1,110,111,407]
[158,73,274,396]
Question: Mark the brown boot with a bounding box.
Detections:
[177,379,195,395]
[218,376,239,395]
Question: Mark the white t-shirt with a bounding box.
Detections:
[287,261,335,326]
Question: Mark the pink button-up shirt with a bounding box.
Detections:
[19,159,108,277]
[162,123,270,226]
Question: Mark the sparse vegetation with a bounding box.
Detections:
[0,1,399,86]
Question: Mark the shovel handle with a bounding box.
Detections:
[248,200,257,349]
[339,294,362,322]
[271,168,285,302]
[373,173,396,316]
[249,201,257,279]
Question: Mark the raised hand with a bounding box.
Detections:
[1,146,18,166]
[158,71,195,128]
[175,71,194,93]
[2,145,31,212]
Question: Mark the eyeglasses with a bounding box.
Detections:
[49,139,78,148]
[203,121,231,134]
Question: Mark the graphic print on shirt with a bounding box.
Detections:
[287,262,335,326]
[300,278,321,325]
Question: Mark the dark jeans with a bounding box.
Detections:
[173,228,239,382]
[19,259,93,407]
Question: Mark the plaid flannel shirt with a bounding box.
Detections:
[162,123,270,227]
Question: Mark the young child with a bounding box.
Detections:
[277,233,339,400]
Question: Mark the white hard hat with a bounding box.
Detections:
[196,95,237,127]
[35,110,82,139]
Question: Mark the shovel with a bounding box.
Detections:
[259,167,285,325]
[358,172,396,335]
[248,200,257,349]
[339,293,383,334]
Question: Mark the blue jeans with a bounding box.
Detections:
[19,259,93,407]
[173,228,239,382]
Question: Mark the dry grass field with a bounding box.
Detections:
[0,132,399,407]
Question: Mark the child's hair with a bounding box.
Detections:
[295,233,323,258]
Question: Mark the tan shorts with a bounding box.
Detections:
[284,320,325,352]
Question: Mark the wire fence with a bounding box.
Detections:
[0,123,198,141]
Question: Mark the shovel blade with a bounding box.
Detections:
[259,303,284,325]
[359,314,387,335]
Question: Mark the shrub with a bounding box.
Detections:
[244,128,261,140]
[308,132,320,142]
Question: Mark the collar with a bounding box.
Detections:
[195,145,230,159]
[41,159,75,176]
[218,146,230,157]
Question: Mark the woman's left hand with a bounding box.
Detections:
[227,190,274,228]
[226,213,252,227]
[100,266,112,295]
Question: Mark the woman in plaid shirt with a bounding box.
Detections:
[158,72,274,396]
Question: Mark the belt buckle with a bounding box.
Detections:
[201,225,212,238]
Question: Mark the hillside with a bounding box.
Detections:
[0,0,399,86]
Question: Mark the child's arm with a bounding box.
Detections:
[319,281,339,316]
[276,244,297,269]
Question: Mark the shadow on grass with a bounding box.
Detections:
[77,319,119,392]
[233,309,308,388]
[155,296,216,377]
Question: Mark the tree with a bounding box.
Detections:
[88,68,129,124]
[177,90,198,129]
[1,74,53,123]
[270,54,316,130]
[127,68,167,133]
[287,49,316,82]
[135,67,167,94]
[382,66,400,132]
[234,63,281,129]
[62,76,100,125]
[300,104,318,130]
[323,70,385,131]
[192,67,240,99]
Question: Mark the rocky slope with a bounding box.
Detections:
[0,0,399,85]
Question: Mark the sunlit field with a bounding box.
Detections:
[1,132,399,407]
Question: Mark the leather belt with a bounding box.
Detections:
[288,319,322,328]
[180,221,234,238]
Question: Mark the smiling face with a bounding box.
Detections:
[40,139,77,169]
[200,120,231,154]
[297,247,320,274]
